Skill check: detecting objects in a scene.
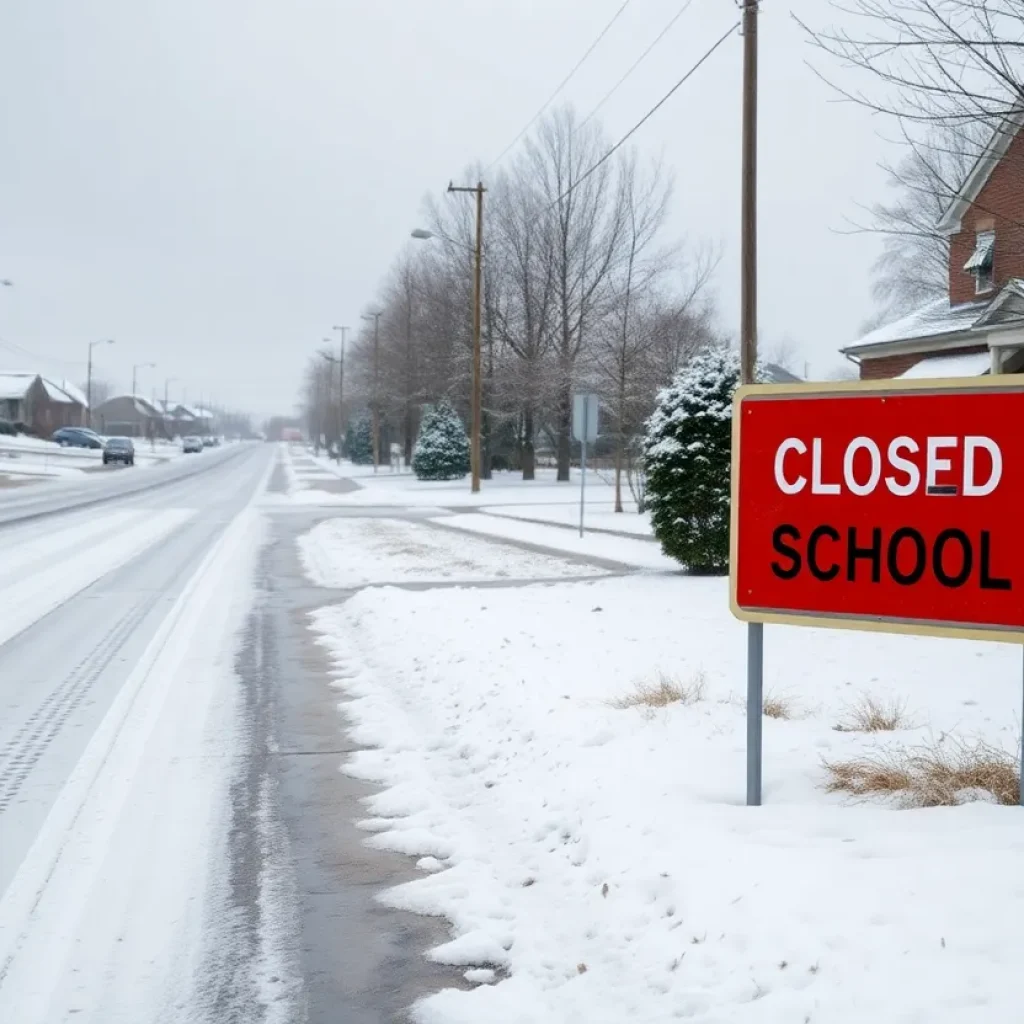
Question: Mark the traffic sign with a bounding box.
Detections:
[730,377,1024,642]
[572,393,599,443]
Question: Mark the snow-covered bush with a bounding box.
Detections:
[643,347,758,573]
[412,401,470,481]
[345,415,374,465]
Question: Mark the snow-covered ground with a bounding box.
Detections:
[299,517,603,588]
[0,435,186,482]
[302,499,1024,1023]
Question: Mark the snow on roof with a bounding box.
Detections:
[57,379,88,407]
[897,351,991,380]
[0,373,35,400]
[762,362,802,384]
[0,373,87,405]
[847,298,988,352]
[39,377,74,403]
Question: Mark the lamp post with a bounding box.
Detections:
[332,324,348,450]
[86,339,114,429]
[411,181,485,494]
[361,311,383,472]
[132,361,156,397]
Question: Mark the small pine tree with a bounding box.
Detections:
[344,415,374,465]
[643,347,760,573]
[412,401,470,480]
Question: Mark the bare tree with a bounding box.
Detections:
[527,107,631,481]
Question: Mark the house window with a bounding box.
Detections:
[964,229,995,294]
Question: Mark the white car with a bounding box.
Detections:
[182,436,204,454]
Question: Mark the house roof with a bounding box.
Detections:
[896,351,991,379]
[761,362,803,384]
[936,107,1024,235]
[0,372,84,405]
[844,296,990,355]
[98,394,163,418]
[844,278,1024,362]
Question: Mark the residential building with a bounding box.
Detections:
[842,110,1024,379]
[93,395,166,438]
[0,373,87,433]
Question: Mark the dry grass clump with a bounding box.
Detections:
[609,671,707,710]
[833,694,914,733]
[823,737,1020,807]
[762,691,795,720]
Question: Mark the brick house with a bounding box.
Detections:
[842,110,1024,379]
[0,373,87,433]
[93,395,166,438]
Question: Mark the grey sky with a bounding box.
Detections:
[0,0,891,419]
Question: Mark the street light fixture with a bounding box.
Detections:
[86,339,114,430]
[361,311,383,473]
[411,179,486,494]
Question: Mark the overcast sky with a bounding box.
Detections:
[0,0,893,421]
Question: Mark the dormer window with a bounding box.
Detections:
[964,229,995,294]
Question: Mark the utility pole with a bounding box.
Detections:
[740,0,758,388]
[740,0,762,809]
[447,181,485,493]
[332,325,348,448]
[361,312,383,471]
[86,339,114,430]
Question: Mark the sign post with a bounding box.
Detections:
[731,377,1024,806]
[572,394,599,537]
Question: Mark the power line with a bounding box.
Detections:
[577,0,695,133]
[546,21,740,214]
[0,333,85,368]
[485,0,635,173]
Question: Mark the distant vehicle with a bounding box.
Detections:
[182,436,204,453]
[52,427,103,449]
[103,436,135,466]
[201,436,215,448]
[209,436,222,447]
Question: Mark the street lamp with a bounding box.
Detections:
[132,361,156,397]
[86,339,114,429]
[361,312,383,472]
[332,325,348,451]
[412,180,486,494]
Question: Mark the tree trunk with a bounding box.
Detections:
[614,435,623,513]
[556,381,571,482]
[522,406,536,481]
[403,402,413,466]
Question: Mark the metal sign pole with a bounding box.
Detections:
[579,402,587,538]
[746,621,763,806]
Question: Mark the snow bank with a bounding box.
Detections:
[311,574,1024,1023]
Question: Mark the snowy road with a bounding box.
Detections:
[0,443,287,1022]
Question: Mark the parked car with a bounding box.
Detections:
[201,436,215,448]
[103,436,135,466]
[52,427,104,449]
[182,436,204,453]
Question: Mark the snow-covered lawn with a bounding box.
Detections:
[304,516,1024,1023]
[483,502,653,537]
[438,513,674,571]
[299,517,603,588]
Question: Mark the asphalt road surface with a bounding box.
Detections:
[0,445,456,1023]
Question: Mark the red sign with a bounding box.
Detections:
[730,380,1024,640]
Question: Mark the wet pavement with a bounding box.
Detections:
[226,509,463,1023]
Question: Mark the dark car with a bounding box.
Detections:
[52,427,104,449]
[103,436,135,466]
[0,420,15,436]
